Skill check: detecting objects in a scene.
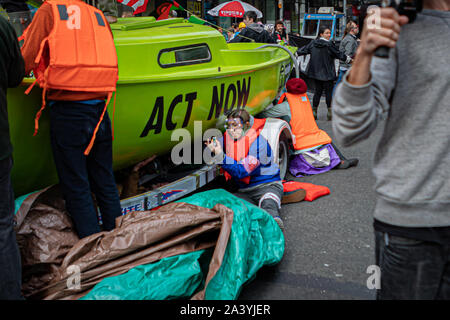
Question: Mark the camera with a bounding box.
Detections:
[375,0,423,22]
[366,0,423,57]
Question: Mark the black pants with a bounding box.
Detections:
[0,156,23,299]
[375,230,450,299]
[49,101,122,239]
[313,79,334,110]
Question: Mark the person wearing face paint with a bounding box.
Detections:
[297,25,352,121]
[206,109,305,232]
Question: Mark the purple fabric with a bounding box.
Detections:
[289,144,341,177]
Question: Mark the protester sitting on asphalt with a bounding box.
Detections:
[0,12,25,300]
[229,11,276,43]
[21,0,122,239]
[258,78,358,177]
[206,109,305,231]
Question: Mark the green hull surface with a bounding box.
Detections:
[8,17,295,196]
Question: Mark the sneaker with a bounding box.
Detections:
[281,189,306,204]
[327,109,332,121]
[274,216,285,232]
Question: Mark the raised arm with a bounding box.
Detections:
[332,7,409,147]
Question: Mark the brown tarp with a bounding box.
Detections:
[15,186,233,300]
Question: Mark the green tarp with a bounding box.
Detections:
[81,189,285,300]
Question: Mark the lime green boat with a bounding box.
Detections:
[8,17,297,197]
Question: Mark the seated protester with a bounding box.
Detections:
[229,11,275,43]
[206,109,305,231]
[259,78,358,177]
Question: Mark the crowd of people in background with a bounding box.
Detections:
[215,11,360,123]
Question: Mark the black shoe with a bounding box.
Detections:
[336,158,359,169]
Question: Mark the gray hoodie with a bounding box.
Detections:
[339,33,359,70]
[332,9,450,227]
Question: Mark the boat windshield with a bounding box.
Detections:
[158,44,212,68]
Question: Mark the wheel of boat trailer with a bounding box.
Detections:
[277,137,289,180]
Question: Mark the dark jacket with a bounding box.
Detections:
[297,38,348,81]
[0,15,25,160]
[230,23,276,44]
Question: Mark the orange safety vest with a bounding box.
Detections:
[222,117,266,184]
[24,0,118,155]
[278,92,331,151]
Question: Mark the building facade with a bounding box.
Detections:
[198,0,360,34]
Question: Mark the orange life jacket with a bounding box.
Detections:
[282,180,330,201]
[25,0,118,155]
[222,117,266,184]
[278,92,331,151]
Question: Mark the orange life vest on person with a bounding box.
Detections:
[25,0,118,155]
[278,92,331,151]
[222,117,266,184]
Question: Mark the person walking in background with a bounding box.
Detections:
[229,11,275,43]
[297,25,351,121]
[334,21,359,92]
[332,1,450,299]
[0,14,25,300]
[21,0,122,239]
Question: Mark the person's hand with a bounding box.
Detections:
[358,7,409,57]
[205,137,223,155]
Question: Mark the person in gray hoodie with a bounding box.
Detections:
[334,20,359,92]
[332,0,450,299]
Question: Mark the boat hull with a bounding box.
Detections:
[9,19,294,196]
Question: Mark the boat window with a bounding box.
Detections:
[303,19,318,37]
[158,44,211,68]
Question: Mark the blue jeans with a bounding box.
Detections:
[375,230,450,299]
[49,101,122,239]
[0,156,23,299]
[332,69,346,97]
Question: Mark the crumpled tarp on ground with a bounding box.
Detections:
[15,187,284,300]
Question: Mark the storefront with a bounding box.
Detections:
[199,0,356,34]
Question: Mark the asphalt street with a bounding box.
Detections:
[236,102,384,300]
